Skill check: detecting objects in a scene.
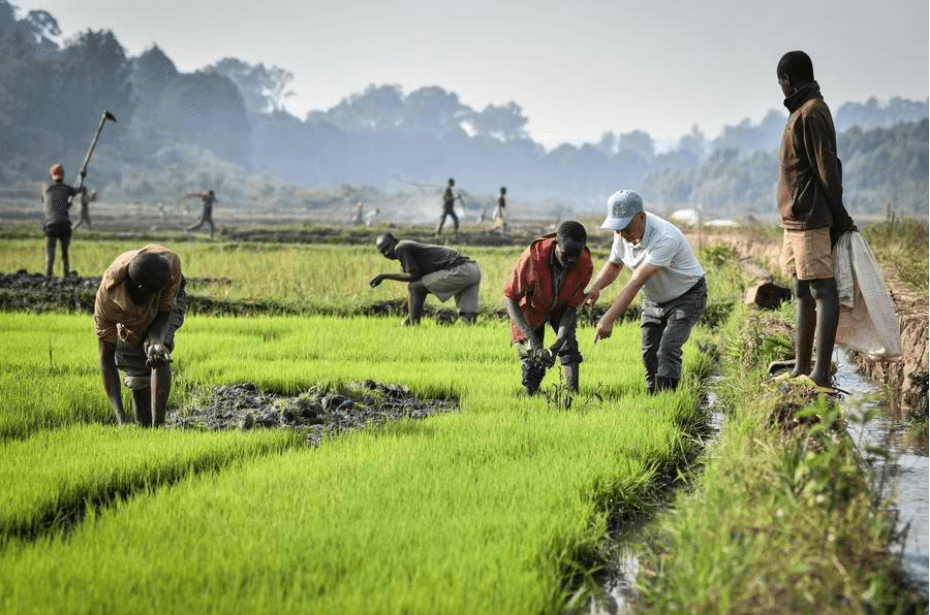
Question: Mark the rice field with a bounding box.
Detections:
[0,236,715,614]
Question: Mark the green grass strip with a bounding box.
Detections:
[0,390,699,614]
[0,425,298,544]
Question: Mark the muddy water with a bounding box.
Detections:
[837,351,930,592]
[588,356,928,614]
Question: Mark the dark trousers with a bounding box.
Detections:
[521,307,582,393]
[436,209,459,234]
[640,277,706,390]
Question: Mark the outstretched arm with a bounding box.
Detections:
[584,261,624,306]
[594,262,660,344]
[98,338,128,424]
[370,272,420,287]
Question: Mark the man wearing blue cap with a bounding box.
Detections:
[585,190,706,393]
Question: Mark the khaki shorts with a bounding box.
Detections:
[421,261,481,314]
[781,228,833,280]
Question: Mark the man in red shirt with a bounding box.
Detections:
[503,221,593,395]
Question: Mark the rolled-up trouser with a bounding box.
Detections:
[421,261,482,313]
[519,306,582,392]
[115,281,187,390]
[640,277,706,389]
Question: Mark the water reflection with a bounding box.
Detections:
[838,351,929,592]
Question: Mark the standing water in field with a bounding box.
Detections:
[837,351,930,592]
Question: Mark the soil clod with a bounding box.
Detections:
[167,380,458,444]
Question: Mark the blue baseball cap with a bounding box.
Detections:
[600,190,644,231]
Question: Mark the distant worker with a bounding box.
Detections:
[773,51,855,393]
[436,178,462,235]
[94,244,186,427]
[492,186,508,233]
[586,190,706,394]
[503,221,593,395]
[41,163,85,278]
[364,208,380,226]
[350,201,364,225]
[370,232,481,325]
[184,190,216,239]
[71,189,98,231]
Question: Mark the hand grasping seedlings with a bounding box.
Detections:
[146,343,173,370]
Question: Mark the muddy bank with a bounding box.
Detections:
[168,380,458,445]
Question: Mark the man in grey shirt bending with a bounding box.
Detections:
[369,233,482,325]
[585,190,706,393]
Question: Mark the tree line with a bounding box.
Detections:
[0,1,926,216]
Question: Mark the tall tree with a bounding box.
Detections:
[214,57,294,116]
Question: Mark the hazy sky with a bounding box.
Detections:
[15,0,929,148]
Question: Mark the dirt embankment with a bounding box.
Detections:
[702,232,928,418]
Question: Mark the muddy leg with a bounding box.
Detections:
[60,236,70,278]
[44,235,56,278]
[563,362,579,393]
[406,281,429,324]
[152,364,171,427]
[792,278,815,378]
[809,278,838,387]
[132,387,153,427]
[655,376,679,392]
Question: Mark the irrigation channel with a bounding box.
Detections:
[587,351,929,614]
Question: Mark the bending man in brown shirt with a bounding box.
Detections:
[93,245,186,426]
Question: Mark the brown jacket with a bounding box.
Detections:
[776,83,843,231]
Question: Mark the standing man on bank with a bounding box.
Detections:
[436,178,461,235]
[94,244,186,427]
[586,190,706,394]
[41,163,85,278]
[773,51,855,392]
[370,233,481,325]
[503,221,592,395]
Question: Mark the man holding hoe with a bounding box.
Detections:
[94,245,186,427]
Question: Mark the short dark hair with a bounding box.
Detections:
[127,252,171,293]
[375,232,397,250]
[777,51,814,84]
[556,220,586,246]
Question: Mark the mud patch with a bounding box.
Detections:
[167,380,458,445]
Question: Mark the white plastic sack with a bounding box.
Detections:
[833,231,902,359]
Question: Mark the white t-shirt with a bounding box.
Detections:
[609,212,705,304]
